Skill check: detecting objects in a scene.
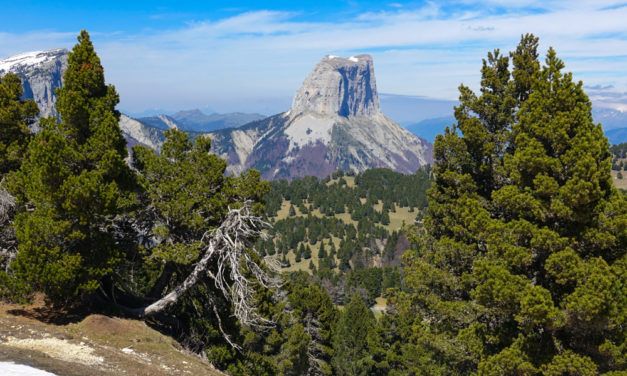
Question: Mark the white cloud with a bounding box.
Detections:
[2,1,627,113]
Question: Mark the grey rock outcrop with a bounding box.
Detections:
[208,54,432,180]
[0,48,167,150]
[118,115,165,152]
[0,48,68,119]
[291,54,380,117]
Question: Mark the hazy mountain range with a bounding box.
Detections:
[1,48,626,178]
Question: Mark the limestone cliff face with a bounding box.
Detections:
[208,54,432,180]
[0,48,165,148]
[118,115,165,152]
[0,49,68,119]
[291,54,380,117]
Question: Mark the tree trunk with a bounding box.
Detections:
[120,243,216,317]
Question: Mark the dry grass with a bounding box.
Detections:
[0,297,224,376]
[610,157,627,189]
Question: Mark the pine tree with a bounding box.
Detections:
[319,242,327,259]
[288,276,338,375]
[0,73,38,277]
[332,294,386,375]
[393,35,626,375]
[0,74,38,177]
[5,30,135,303]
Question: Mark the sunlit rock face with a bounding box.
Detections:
[0,48,69,119]
[291,54,381,118]
[208,54,432,180]
[0,48,165,149]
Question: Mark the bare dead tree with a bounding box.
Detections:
[115,204,282,344]
[303,312,331,376]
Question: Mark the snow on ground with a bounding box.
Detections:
[0,362,58,376]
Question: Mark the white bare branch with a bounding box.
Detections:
[120,203,281,330]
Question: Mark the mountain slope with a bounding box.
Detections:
[0,48,68,119]
[118,115,165,151]
[1,49,168,150]
[208,54,432,180]
[0,298,224,376]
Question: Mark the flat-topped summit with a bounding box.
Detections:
[290,54,381,118]
[208,54,432,180]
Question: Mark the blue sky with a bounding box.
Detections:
[2,1,627,115]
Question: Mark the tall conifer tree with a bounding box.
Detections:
[392,35,626,375]
[6,31,135,303]
[333,294,385,375]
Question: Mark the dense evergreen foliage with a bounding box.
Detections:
[0,31,624,376]
[0,73,38,274]
[3,31,136,303]
[389,34,626,375]
[0,73,38,177]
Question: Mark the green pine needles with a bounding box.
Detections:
[393,34,626,375]
[0,73,38,177]
[4,31,135,303]
[0,30,624,375]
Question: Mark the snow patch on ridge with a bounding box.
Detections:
[0,49,65,73]
[284,114,334,151]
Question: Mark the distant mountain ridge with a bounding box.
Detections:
[401,109,627,145]
[0,48,266,151]
[207,54,432,180]
[138,110,266,133]
[606,127,627,145]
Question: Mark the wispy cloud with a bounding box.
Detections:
[2,1,627,113]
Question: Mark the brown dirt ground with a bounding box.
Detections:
[0,295,224,376]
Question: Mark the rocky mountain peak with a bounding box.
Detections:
[290,54,381,118]
[209,54,432,180]
[0,48,69,119]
